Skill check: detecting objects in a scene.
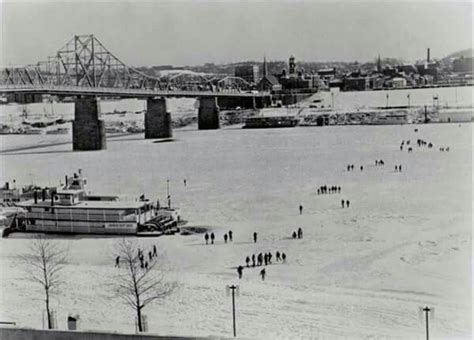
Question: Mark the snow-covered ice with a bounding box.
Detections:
[0,121,471,339]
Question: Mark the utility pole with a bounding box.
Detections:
[166,179,170,208]
[423,306,431,340]
[226,285,239,337]
[419,306,433,340]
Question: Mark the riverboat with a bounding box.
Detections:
[15,170,180,235]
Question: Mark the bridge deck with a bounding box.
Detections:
[0,85,270,98]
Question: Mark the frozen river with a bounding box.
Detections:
[0,122,471,339]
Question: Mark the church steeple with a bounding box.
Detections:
[263,54,268,77]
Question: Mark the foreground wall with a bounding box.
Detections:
[0,327,222,340]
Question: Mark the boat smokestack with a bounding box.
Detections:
[42,188,46,201]
[65,175,68,187]
[34,190,38,204]
[427,48,430,63]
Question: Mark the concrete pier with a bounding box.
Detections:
[198,97,220,130]
[72,97,106,151]
[145,97,172,139]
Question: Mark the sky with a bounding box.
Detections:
[1,0,472,67]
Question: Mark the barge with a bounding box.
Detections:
[13,170,180,236]
[243,115,299,129]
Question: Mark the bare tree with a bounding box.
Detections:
[114,238,175,332]
[19,236,67,329]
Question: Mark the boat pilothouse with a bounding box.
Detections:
[16,170,180,235]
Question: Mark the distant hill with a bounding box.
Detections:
[442,48,473,61]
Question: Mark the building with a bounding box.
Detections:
[235,64,259,84]
[256,56,282,91]
[342,76,370,91]
[392,77,407,88]
[453,57,473,73]
[279,56,319,91]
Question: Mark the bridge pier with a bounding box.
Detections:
[198,97,220,130]
[145,97,172,139]
[72,97,106,151]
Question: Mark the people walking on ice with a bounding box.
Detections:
[224,234,228,243]
[204,232,209,245]
[268,252,272,264]
[299,204,303,215]
[210,232,215,244]
[257,253,263,266]
[253,232,258,243]
[341,200,345,208]
[245,256,250,267]
[115,256,120,267]
[183,179,187,187]
[252,254,256,267]
[282,253,286,262]
[297,227,303,239]
[346,200,350,208]
[237,265,243,279]
[153,245,157,256]
[228,230,233,242]
[292,231,297,239]
[399,165,402,172]
[260,268,266,281]
[276,251,281,262]
[360,166,363,171]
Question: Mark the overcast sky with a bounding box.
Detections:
[1,1,472,67]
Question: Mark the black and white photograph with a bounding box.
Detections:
[0,1,472,339]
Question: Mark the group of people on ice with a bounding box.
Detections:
[115,244,157,271]
[204,230,234,245]
[317,185,341,195]
[292,227,303,239]
[238,250,287,280]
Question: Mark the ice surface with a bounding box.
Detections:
[0,121,471,339]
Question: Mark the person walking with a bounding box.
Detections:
[153,245,157,256]
[237,265,243,279]
[341,200,345,208]
[268,252,272,264]
[338,186,341,193]
[115,256,120,268]
[245,256,250,267]
[260,268,266,281]
[299,204,303,215]
[184,179,187,187]
[360,165,363,171]
[346,200,350,208]
[292,231,297,239]
[252,254,256,267]
[282,253,287,262]
[276,251,281,262]
[264,253,268,266]
[204,232,209,245]
[148,251,152,261]
[257,253,263,266]
[253,232,258,243]
[399,165,402,172]
[228,230,233,242]
[297,227,303,239]
[224,234,228,243]
[210,232,215,244]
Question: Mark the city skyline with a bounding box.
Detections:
[1,1,473,68]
